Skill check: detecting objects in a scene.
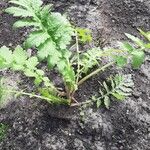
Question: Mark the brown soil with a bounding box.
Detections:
[0,0,150,150]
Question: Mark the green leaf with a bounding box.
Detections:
[119,41,134,52]
[9,0,30,9]
[104,96,110,109]
[0,46,13,65]
[0,57,6,69]
[24,69,36,77]
[34,77,42,86]
[110,78,115,89]
[56,59,66,71]
[125,33,145,48]
[5,7,34,17]
[112,92,125,100]
[103,81,109,93]
[97,74,134,108]
[115,56,127,67]
[115,89,131,96]
[30,0,43,11]
[25,31,50,48]
[131,50,145,69]
[119,86,132,93]
[79,48,102,74]
[138,29,150,41]
[96,99,102,108]
[36,69,44,76]
[144,43,150,49]
[13,45,27,64]
[26,57,38,69]
[40,4,52,20]
[48,51,62,67]
[43,77,52,87]
[12,64,24,71]
[76,28,92,43]
[38,39,56,60]
[47,12,74,49]
[14,19,40,28]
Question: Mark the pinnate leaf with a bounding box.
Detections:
[38,39,57,60]
[14,19,40,28]
[5,7,34,17]
[25,31,50,48]
[9,0,31,9]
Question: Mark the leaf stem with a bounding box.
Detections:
[77,62,114,86]
[75,31,81,84]
[71,100,92,107]
[2,89,70,105]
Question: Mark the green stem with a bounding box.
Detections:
[75,31,81,84]
[71,100,91,107]
[3,89,70,105]
[77,62,114,86]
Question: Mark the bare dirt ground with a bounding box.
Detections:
[0,0,150,150]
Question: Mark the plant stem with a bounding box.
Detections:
[77,62,114,86]
[75,31,81,84]
[3,89,70,105]
[71,100,92,107]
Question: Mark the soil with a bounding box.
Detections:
[0,0,150,150]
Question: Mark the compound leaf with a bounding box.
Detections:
[5,7,34,17]
[38,39,57,60]
[25,31,50,48]
[14,19,40,28]
[9,0,30,8]
[93,74,134,108]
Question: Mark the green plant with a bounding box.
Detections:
[76,28,92,43]
[74,74,134,108]
[5,0,76,99]
[115,29,150,69]
[96,74,134,108]
[0,46,69,105]
[0,0,148,108]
